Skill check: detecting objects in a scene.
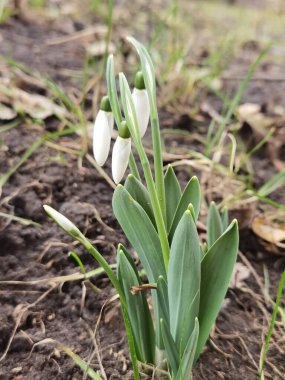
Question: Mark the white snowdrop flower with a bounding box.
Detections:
[112,134,132,184]
[93,96,114,166]
[43,205,82,239]
[132,71,150,137]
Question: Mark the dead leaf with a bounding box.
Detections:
[230,262,251,288]
[0,81,66,119]
[252,213,285,255]
[0,103,17,120]
[237,103,274,135]
[86,40,115,57]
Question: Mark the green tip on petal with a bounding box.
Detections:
[100,96,112,112]
[119,120,131,138]
[134,71,145,90]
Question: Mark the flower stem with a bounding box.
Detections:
[135,138,170,270]
[150,115,166,222]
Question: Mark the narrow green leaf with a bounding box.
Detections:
[207,201,223,247]
[164,165,181,232]
[106,55,122,127]
[125,174,156,227]
[118,249,155,363]
[160,319,179,376]
[127,36,156,111]
[196,220,239,360]
[177,318,199,380]
[221,207,229,231]
[169,176,200,242]
[113,185,166,283]
[168,211,201,351]
[258,170,285,197]
[59,344,103,380]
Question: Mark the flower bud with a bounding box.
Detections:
[112,136,132,184]
[93,96,114,166]
[43,205,82,239]
[132,87,150,138]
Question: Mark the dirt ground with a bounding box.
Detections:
[0,1,285,379]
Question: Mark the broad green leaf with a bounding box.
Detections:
[118,249,155,363]
[169,176,200,242]
[196,220,239,360]
[164,165,181,232]
[168,210,200,351]
[157,276,170,327]
[113,185,166,348]
[112,185,166,283]
[160,319,179,376]
[207,201,223,247]
[125,174,156,227]
[177,318,199,380]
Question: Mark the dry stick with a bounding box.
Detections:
[238,251,265,294]
[81,319,108,380]
[86,154,116,190]
[45,26,107,46]
[84,294,119,380]
[0,285,56,362]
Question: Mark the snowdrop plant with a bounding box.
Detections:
[44,37,239,380]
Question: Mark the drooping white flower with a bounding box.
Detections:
[112,136,132,184]
[132,87,150,137]
[93,97,114,166]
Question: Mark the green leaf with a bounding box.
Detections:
[160,319,179,376]
[221,207,229,231]
[168,210,201,351]
[207,201,223,247]
[196,220,239,360]
[118,249,155,363]
[164,165,181,232]
[177,318,199,380]
[258,170,285,197]
[112,185,166,283]
[106,55,122,127]
[59,344,103,380]
[169,176,200,242]
[113,185,167,348]
[157,276,170,327]
[127,37,156,112]
[125,174,156,227]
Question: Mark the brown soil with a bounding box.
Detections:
[1,4,285,380]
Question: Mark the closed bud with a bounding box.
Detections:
[93,97,114,166]
[43,205,82,239]
[112,136,132,184]
[132,88,150,138]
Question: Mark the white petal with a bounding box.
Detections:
[112,137,132,184]
[132,88,150,137]
[93,110,112,166]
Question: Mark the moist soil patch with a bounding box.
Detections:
[1,12,285,380]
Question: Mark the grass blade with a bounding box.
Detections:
[259,270,285,379]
